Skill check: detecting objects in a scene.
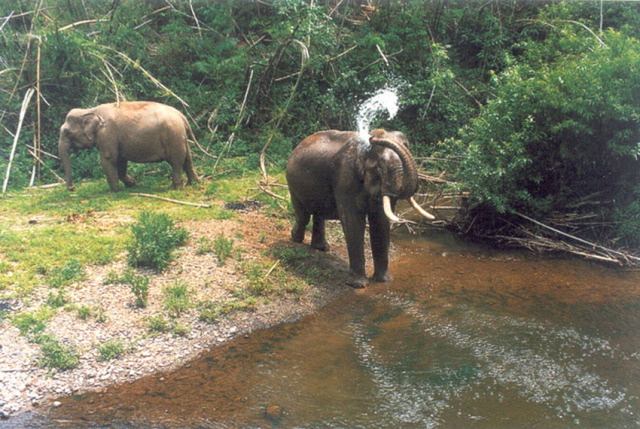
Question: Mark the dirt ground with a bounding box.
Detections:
[0,203,359,419]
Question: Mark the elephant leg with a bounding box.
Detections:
[168,160,185,189]
[290,197,309,243]
[340,209,367,288]
[368,208,392,283]
[184,149,198,185]
[100,155,120,192]
[310,216,328,251]
[117,158,137,188]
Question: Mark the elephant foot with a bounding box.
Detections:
[346,273,368,289]
[123,176,137,188]
[371,271,392,283]
[311,240,329,252]
[291,226,305,243]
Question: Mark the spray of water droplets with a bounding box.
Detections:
[356,88,400,145]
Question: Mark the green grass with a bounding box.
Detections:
[198,297,256,324]
[163,280,191,317]
[97,338,130,361]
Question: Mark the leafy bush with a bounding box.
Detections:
[445,20,640,244]
[127,211,189,271]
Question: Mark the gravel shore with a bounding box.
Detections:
[0,209,351,420]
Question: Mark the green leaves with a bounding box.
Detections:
[127,211,189,272]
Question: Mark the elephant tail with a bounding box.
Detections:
[182,115,217,160]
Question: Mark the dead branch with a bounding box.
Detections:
[514,211,640,264]
[257,181,287,201]
[131,193,211,208]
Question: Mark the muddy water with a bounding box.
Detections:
[9,231,640,428]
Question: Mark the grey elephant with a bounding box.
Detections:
[58,101,199,192]
[286,129,434,288]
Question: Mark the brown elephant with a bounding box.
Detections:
[58,101,199,192]
[286,129,434,288]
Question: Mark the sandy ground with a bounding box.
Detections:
[0,204,357,419]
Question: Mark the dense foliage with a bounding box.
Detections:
[1,1,639,246]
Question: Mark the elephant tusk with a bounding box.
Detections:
[410,197,435,220]
[383,195,401,222]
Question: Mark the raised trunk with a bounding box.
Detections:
[369,136,418,200]
[58,138,74,191]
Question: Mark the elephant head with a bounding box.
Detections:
[366,129,434,222]
[58,108,105,191]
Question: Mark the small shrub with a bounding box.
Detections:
[170,320,189,337]
[35,333,79,371]
[213,235,235,266]
[163,280,191,317]
[104,270,121,285]
[77,304,93,320]
[129,274,150,308]
[98,338,128,361]
[196,236,214,255]
[47,288,69,308]
[94,307,107,323]
[127,211,189,271]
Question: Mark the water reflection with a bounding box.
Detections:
[8,231,640,428]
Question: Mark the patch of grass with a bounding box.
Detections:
[47,259,86,288]
[0,224,122,296]
[12,307,53,336]
[97,338,129,361]
[146,316,169,335]
[127,211,189,271]
[163,280,191,317]
[198,297,256,324]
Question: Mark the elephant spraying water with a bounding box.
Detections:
[286,129,434,288]
[58,101,199,192]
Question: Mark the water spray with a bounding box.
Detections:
[355,88,400,146]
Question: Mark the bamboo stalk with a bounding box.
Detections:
[36,39,41,182]
[3,88,35,193]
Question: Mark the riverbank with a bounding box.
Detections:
[0,206,354,420]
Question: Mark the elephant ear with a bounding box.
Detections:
[82,113,105,143]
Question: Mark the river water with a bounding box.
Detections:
[7,231,640,428]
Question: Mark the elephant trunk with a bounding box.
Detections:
[371,134,435,221]
[58,137,75,191]
[369,136,418,200]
